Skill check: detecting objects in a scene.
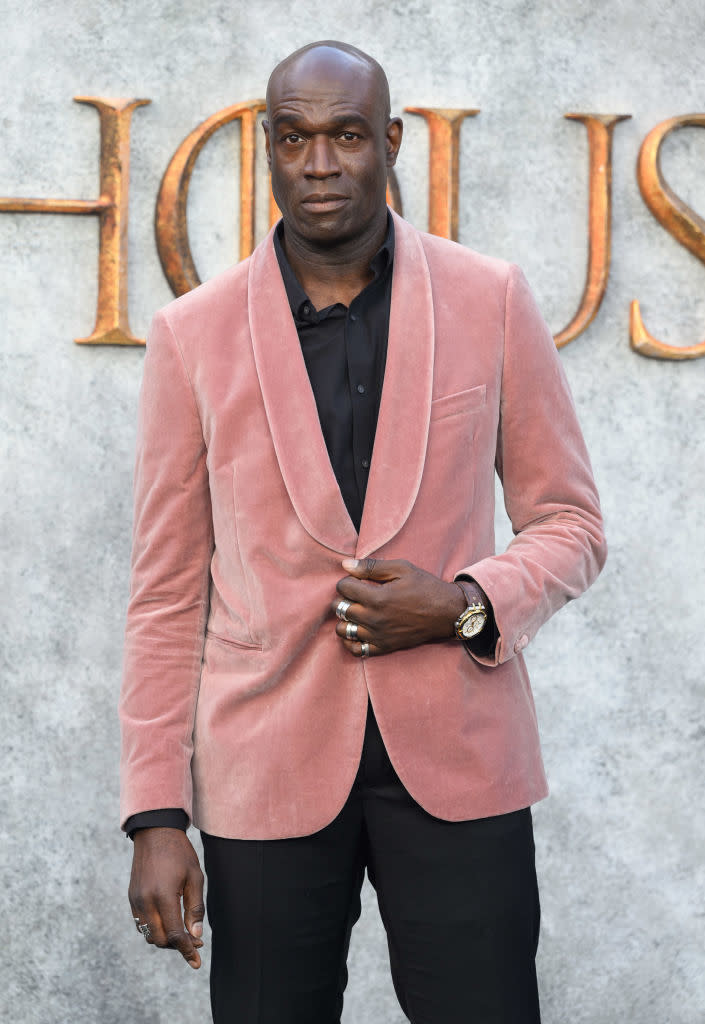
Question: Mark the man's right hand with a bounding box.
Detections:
[128,827,205,969]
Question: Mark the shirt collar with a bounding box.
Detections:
[273,212,395,322]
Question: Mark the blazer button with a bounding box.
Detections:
[514,634,529,653]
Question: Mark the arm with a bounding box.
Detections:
[457,264,607,665]
[333,559,495,655]
[120,309,213,963]
[120,307,213,827]
[333,266,605,660]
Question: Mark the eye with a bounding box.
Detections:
[339,132,359,142]
[283,133,304,144]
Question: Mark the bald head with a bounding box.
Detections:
[262,39,402,255]
[266,41,391,124]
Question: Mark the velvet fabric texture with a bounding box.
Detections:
[119,210,607,839]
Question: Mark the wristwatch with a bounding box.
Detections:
[453,580,488,640]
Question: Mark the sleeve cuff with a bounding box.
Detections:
[123,808,189,840]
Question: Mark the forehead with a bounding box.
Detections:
[268,49,383,126]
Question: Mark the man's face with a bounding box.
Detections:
[264,49,401,249]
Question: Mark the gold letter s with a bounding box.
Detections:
[631,114,705,360]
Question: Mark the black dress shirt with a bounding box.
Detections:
[273,218,394,531]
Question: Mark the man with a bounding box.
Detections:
[121,40,606,1023]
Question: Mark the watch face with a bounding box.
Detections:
[460,612,486,639]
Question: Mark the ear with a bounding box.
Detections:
[262,119,272,169]
[385,117,403,168]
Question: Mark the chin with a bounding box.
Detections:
[295,212,357,246]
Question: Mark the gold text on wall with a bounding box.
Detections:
[1,97,704,360]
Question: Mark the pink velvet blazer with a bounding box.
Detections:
[119,211,606,839]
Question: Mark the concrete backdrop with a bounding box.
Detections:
[1,1,703,1021]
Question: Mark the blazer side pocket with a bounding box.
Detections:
[205,629,263,652]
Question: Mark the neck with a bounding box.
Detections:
[281,210,388,309]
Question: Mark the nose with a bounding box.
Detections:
[304,134,341,178]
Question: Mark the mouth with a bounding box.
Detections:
[301,194,349,212]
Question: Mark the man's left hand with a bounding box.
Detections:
[333,558,467,657]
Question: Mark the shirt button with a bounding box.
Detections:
[303,304,311,316]
[357,383,366,394]
[349,313,358,322]
[362,458,370,469]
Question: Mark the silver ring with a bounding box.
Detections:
[138,922,152,941]
[360,642,370,658]
[346,622,358,639]
[336,600,351,621]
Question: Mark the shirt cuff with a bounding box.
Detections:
[123,808,189,840]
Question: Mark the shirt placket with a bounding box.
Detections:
[346,298,375,510]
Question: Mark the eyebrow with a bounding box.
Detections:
[272,111,374,132]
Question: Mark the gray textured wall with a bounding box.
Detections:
[2,1,704,1021]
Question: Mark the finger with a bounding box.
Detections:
[335,570,383,602]
[166,926,202,969]
[129,902,142,933]
[335,620,371,643]
[131,916,154,938]
[341,637,379,658]
[135,900,168,947]
[129,897,158,943]
[136,916,158,944]
[335,574,390,611]
[331,595,365,621]
[140,889,183,948]
[158,898,202,970]
[341,557,406,581]
[183,864,206,943]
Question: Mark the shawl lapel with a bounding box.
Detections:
[356,212,434,557]
[248,210,434,557]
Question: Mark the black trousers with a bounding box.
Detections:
[202,703,541,1024]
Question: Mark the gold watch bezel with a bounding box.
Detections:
[454,601,487,640]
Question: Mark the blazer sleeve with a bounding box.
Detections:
[455,264,607,666]
[119,308,213,829]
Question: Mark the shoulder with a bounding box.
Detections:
[421,227,509,272]
[418,235,512,303]
[154,257,251,335]
[417,230,549,339]
[391,212,513,294]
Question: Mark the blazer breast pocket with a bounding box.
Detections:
[430,384,487,422]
